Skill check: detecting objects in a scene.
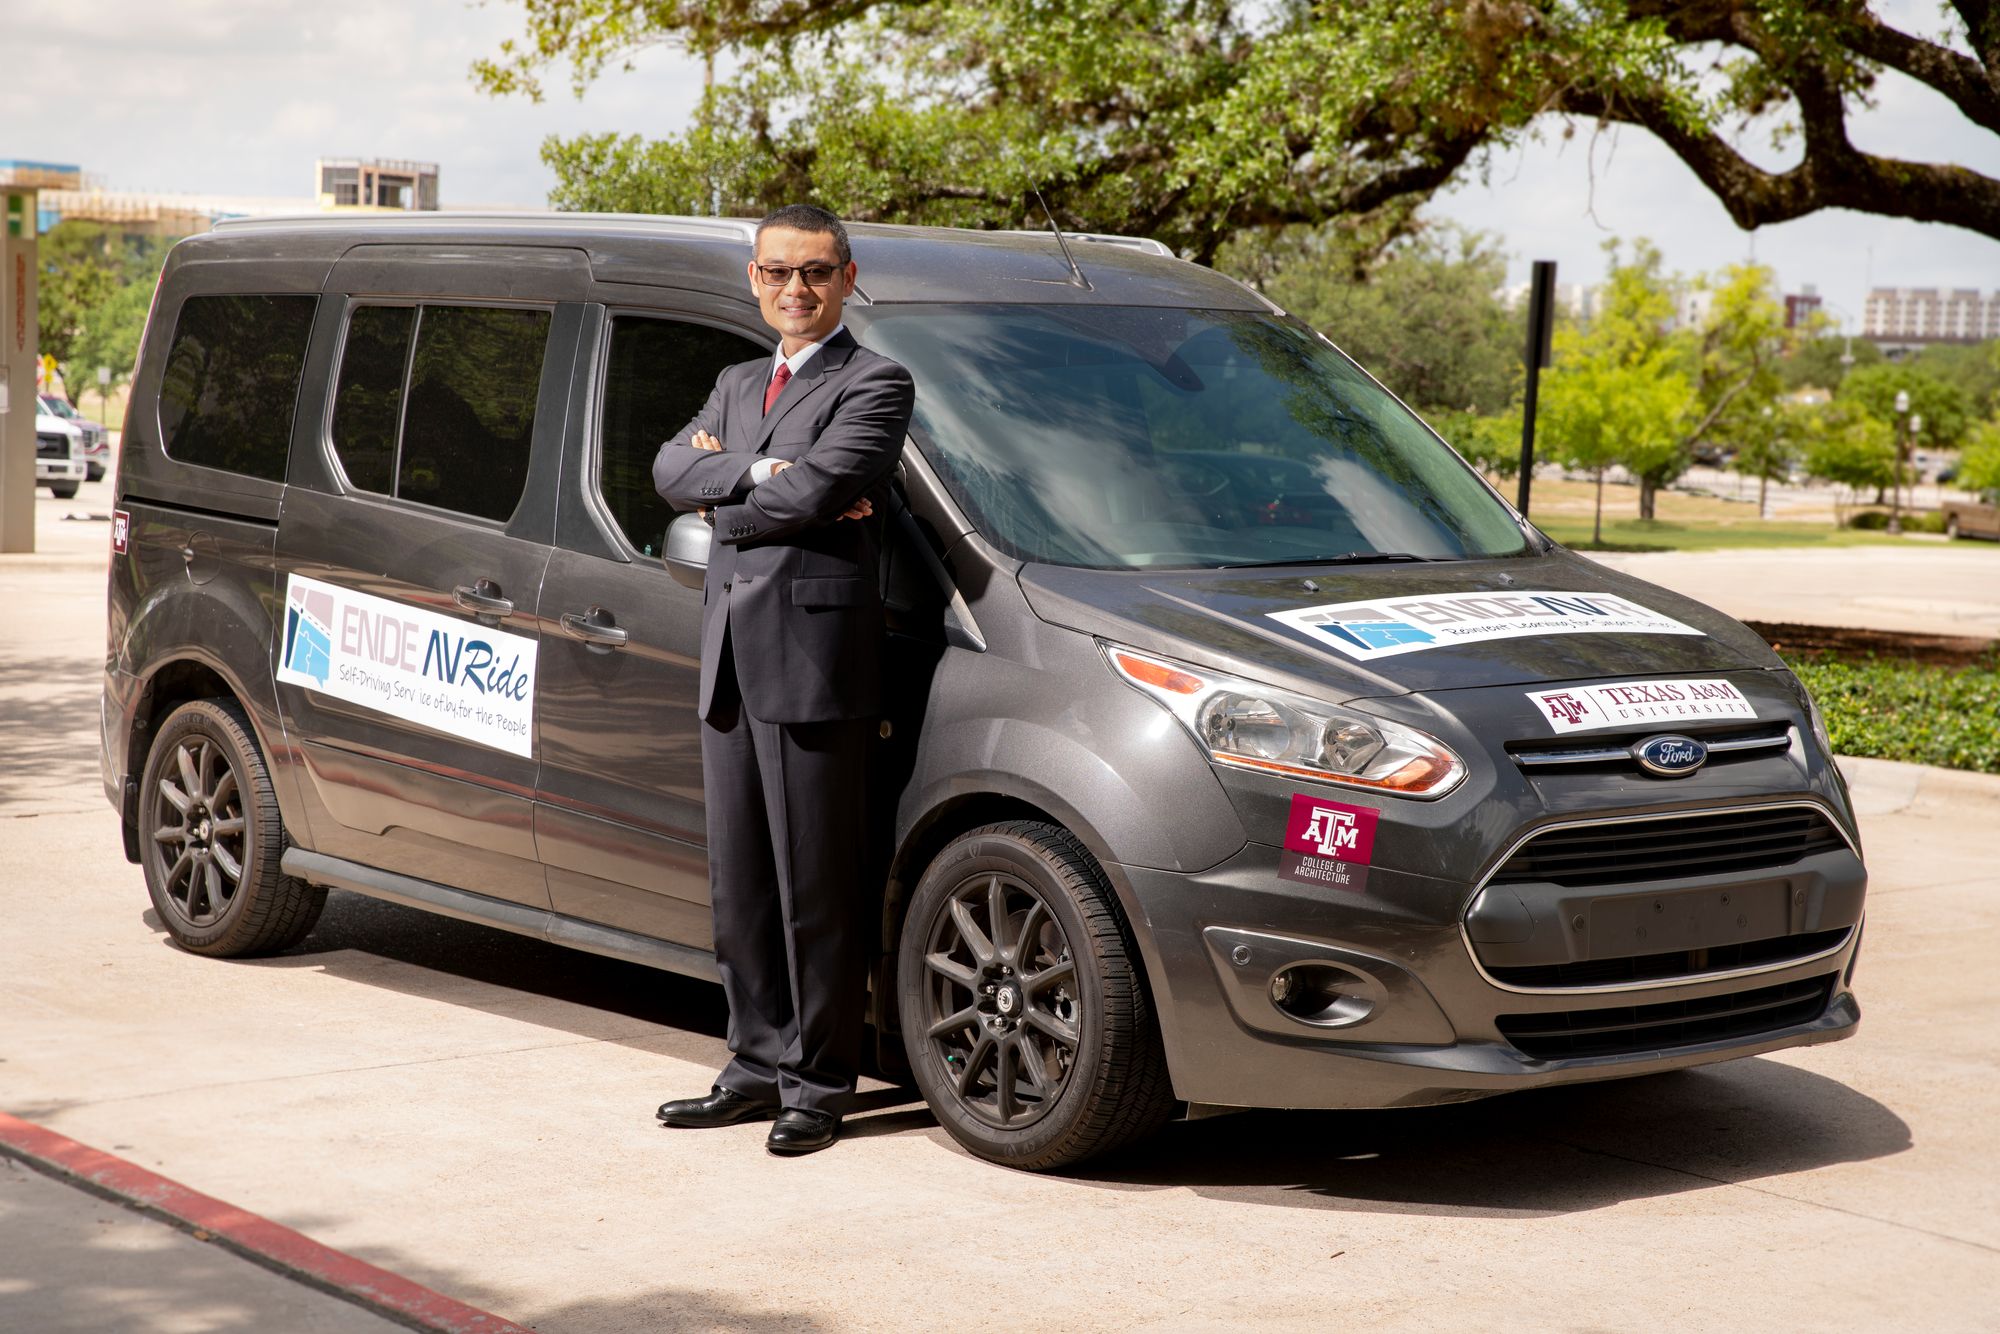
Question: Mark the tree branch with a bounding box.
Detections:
[1842,9,2000,135]
[1556,85,2000,241]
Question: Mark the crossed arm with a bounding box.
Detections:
[652,361,915,547]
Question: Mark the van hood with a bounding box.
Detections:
[1017,548,1779,701]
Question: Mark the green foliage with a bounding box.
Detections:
[1778,333,1881,393]
[1960,419,2000,494]
[1218,221,1521,415]
[479,1,2000,257]
[1906,341,2000,419]
[35,223,170,398]
[68,275,154,395]
[1729,400,1800,486]
[37,223,124,380]
[1431,407,1522,480]
[1838,364,1974,451]
[1785,651,2000,774]
[1799,399,1896,495]
[1689,262,1790,456]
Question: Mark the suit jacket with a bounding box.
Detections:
[652,329,915,725]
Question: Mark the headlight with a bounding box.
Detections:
[1104,642,1466,798]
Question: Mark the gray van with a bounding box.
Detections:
[102,214,1865,1170]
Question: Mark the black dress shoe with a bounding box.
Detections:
[656,1085,780,1128]
[765,1107,840,1156]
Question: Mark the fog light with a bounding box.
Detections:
[1270,964,1375,1027]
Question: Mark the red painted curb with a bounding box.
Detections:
[0,1111,532,1334]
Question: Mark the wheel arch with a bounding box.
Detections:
[121,651,280,858]
[875,778,1167,1044]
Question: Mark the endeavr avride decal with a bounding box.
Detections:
[1268,590,1702,660]
[276,574,538,757]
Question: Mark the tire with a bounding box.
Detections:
[897,820,1175,1170]
[49,480,79,499]
[139,698,325,956]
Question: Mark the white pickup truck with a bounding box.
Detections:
[36,412,87,499]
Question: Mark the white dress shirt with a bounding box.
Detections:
[749,323,846,484]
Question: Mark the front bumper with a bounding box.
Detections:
[1108,839,1862,1110]
[37,457,87,483]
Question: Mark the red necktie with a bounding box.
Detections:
[763,362,792,415]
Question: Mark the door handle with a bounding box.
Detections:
[453,580,513,618]
[561,608,630,650]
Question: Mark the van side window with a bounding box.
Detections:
[401,306,550,522]
[329,305,414,494]
[599,315,767,557]
[157,294,318,482]
[327,303,550,523]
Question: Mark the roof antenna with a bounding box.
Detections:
[1033,188,1092,291]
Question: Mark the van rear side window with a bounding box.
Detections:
[157,294,319,482]
[329,303,550,524]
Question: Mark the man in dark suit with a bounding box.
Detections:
[650,205,915,1156]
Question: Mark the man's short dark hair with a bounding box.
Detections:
[755,204,851,265]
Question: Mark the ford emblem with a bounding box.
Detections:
[1633,734,1708,777]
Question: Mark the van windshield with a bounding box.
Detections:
[855,304,1529,569]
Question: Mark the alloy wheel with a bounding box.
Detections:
[919,871,1081,1130]
[149,735,247,928]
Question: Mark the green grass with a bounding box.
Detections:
[1782,649,2000,774]
[1533,516,1918,553]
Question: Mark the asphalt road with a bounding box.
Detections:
[4,476,1998,1330]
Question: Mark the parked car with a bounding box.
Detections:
[36,411,86,498]
[39,393,109,481]
[1943,494,2000,541]
[102,214,1866,1170]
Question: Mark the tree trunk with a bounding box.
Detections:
[1594,468,1605,546]
[1639,474,1657,521]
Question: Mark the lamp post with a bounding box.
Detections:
[1889,389,1911,535]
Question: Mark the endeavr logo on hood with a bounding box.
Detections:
[1633,734,1708,777]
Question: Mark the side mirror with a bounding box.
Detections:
[663,511,712,591]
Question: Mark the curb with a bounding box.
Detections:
[0,1112,532,1334]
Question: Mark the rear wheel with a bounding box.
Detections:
[140,699,324,955]
[49,480,79,499]
[897,821,1175,1170]
[1946,514,1961,540]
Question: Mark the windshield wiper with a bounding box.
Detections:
[1219,552,1449,569]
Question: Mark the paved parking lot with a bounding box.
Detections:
[4,476,1998,1330]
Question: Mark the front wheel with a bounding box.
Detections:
[139,698,325,955]
[49,480,79,499]
[897,821,1175,1170]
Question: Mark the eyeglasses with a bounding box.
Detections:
[754,262,843,288]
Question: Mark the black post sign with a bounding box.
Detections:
[1516,260,1557,515]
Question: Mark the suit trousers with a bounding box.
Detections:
[701,625,873,1115]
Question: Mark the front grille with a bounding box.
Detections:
[1491,806,1847,889]
[1488,927,1852,988]
[37,434,69,459]
[1509,721,1793,774]
[1498,975,1835,1059]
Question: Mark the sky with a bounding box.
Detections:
[4,0,1995,332]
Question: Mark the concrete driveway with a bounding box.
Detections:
[4,479,1998,1330]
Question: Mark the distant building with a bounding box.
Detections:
[37,156,451,241]
[1497,279,1713,333]
[1864,287,1999,346]
[315,158,439,211]
[1784,285,1823,330]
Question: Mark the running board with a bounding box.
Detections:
[280,849,721,983]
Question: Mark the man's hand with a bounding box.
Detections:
[692,430,724,451]
[764,460,871,520]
